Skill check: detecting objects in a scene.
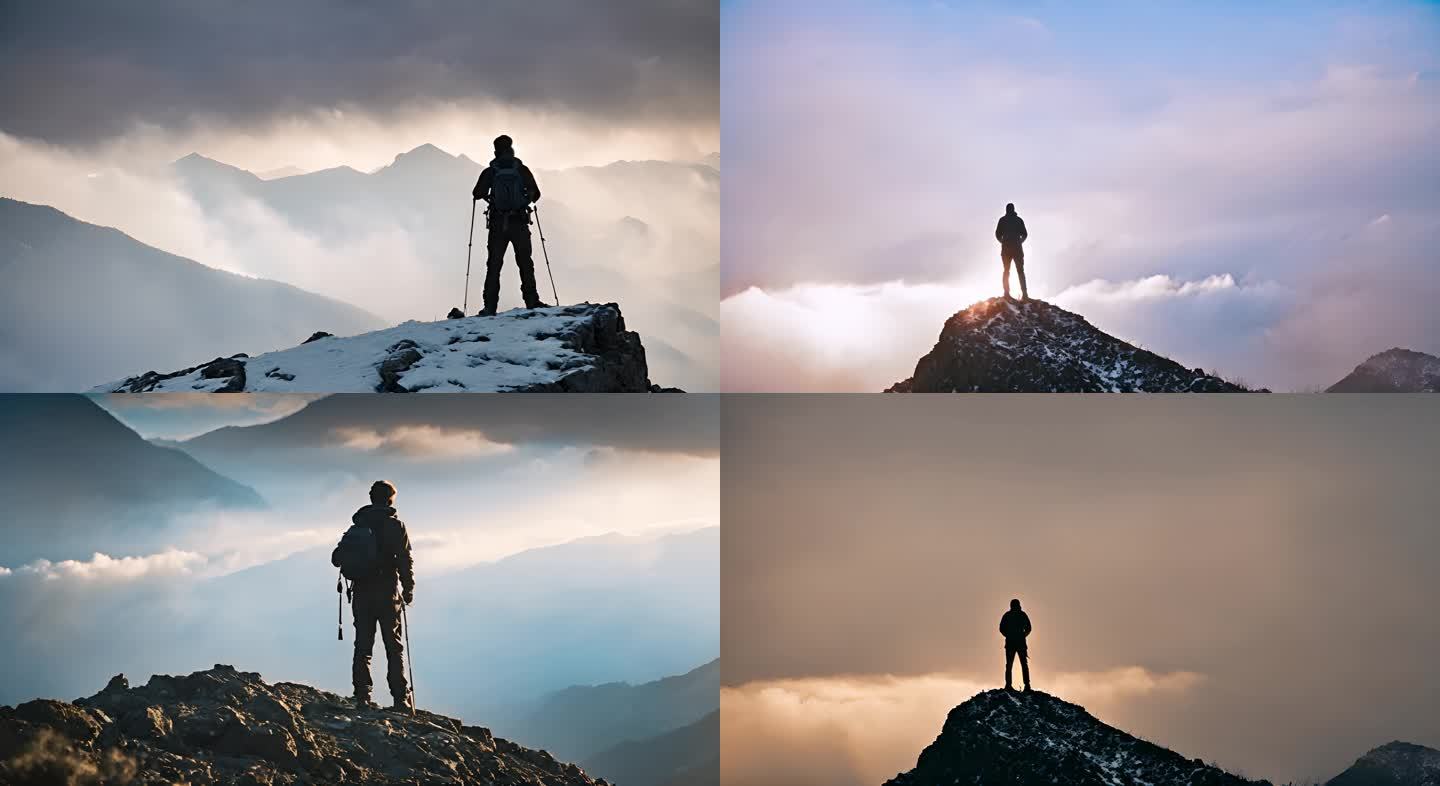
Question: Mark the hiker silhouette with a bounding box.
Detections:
[332,480,416,712]
[995,203,1029,301]
[471,134,547,316]
[999,598,1032,691]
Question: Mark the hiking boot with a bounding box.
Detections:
[389,696,414,714]
[1023,685,1033,693]
[476,306,497,317]
[353,694,377,710]
[525,301,552,310]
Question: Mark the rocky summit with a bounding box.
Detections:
[1326,348,1440,393]
[883,689,1266,786]
[1327,741,1440,786]
[93,302,675,394]
[888,297,1249,393]
[0,665,606,786]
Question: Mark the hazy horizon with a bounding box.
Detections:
[722,394,1440,785]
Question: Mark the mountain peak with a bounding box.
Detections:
[1327,347,1440,392]
[1329,740,1440,785]
[92,303,676,393]
[884,688,1266,786]
[0,664,603,785]
[887,296,1250,392]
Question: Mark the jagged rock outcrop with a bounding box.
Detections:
[94,303,671,393]
[1327,348,1440,393]
[883,689,1267,786]
[0,665,606,786]
[1327,741,1440,786]
[888,297,1250,393]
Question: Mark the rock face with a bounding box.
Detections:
[883,689,1266,786]
[1327,741,1440,786]
[1327,348,1440,393]
[888,297,1249,393]
[94,303,668,393]
[0,665,605,786]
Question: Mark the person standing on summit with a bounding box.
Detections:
[333,480,416,711]
[472,134,546,316]
[995,203,1029,301]
[999,598,1032,692]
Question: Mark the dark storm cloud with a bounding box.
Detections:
[0,0,717,144]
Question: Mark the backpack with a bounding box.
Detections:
[489,160,530,212]
[334,523,381,581]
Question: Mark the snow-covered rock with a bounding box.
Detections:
[884,689,1266,786]
[888,297,1251,392]
[1327,741,1440,786]
[1327,348,1440,393]
[94,303,672,393]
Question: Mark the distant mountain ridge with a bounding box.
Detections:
[885,689,1266,786]
[582,710,718,786]
[0,198,384,391]
[1327,741,1440,786]
[1327,348,1440,392]
[889,297,1251,392]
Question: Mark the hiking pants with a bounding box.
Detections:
[1005,642,1030,688]
[1001,245,1027,298]
[484,211,541,310]
[352,588,407,702]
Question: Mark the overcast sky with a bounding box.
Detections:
[722,394,1440,786]
[721,0,1440,392]
[0,0,717,169]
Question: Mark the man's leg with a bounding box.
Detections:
[1005,646,1016,689]
[1002,254,1012,299]
[1019,647,1031,690]
[351,596,378,703]
[1016,257,1028,300]
[511,223,542,307]
[378,595,409,708]
[482,222,510,313]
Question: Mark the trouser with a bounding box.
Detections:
[1005,643,1030,688]
[483,211,541,310]
[1002,248,1028,298]
[352,588,407,702]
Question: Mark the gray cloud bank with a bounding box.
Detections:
[0,0,717,146]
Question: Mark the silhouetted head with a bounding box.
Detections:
[1010,598,1022,611]
[369,480,397,506]
[493,134,514,154]
[1005,203,1016,214]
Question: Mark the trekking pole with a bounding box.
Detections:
[462,200,477,313]
[336,570,344,640]
[532,206,559,306]
[401,600,416,716]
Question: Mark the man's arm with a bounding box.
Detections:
[995,218,1005,243]
[999,615,1007,635]
[523,165,541,204]
[393,521,415,600]
[472,168,493,201]
[1017,217,1028,243]
[1021,612,1032,637]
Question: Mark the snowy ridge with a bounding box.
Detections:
[888,297,1250,393]
[884,689,1266,786]
[94,303,670,393]
[1327,348,1440,393]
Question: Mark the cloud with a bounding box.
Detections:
[3,550,206,582]
[722,668,1203,786]
[331,425,516,460]
[0,0,718,148]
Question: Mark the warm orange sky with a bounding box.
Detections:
[722,394,1440,786]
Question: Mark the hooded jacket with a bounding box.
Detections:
[999,608,1032,645]
[335,504,415,597]
[995,211,1028,249]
